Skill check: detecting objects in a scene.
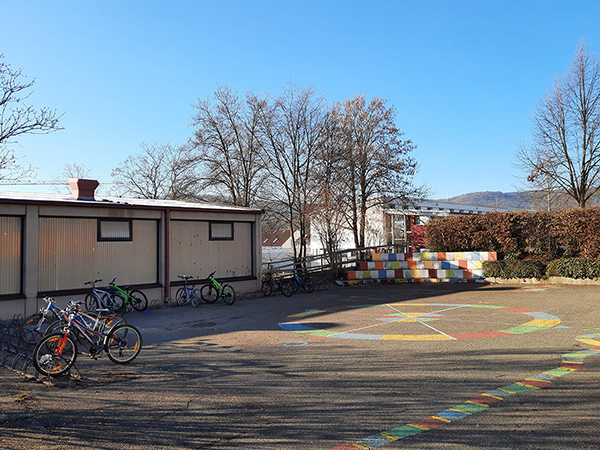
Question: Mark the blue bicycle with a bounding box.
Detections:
[288,272,315,293]
[176,275,202,307]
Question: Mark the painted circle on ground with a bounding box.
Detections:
[279,302,563,341]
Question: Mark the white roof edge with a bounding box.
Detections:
[388,200,526,213]
[0,190,261,213]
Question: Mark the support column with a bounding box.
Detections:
[23,204,39,316]
[163,209,171,300]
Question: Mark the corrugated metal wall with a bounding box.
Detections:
[38,217,158,291]
[0,216,22,295]
[170,221,253,279]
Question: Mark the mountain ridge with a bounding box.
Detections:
[434,191,535,210]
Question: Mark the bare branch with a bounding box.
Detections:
[0,54,64,180]
[518,42,600,208]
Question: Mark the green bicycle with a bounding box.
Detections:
[108,277,148,312]
[200,271,236,305]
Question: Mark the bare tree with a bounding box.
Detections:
[0,145,31,181]
[0,54,63,180]
[332,94,422,248]
[111,142,201,200]
[253,83,328,263]
[308,112,353,273]
[191,85,265,207]
[516,42,600,208]
[51,162,92,194]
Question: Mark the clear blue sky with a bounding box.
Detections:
[3,0,600,198]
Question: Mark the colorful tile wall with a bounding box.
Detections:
[347,252,494,283]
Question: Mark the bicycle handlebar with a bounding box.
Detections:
[66,300,83,311]
[178,275,193,280]
[84,279,102,286]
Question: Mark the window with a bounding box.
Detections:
[414,215,430,226]
[209,222,234,240]
[98,219,132,241]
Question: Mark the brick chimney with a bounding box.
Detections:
[69,178,99,201]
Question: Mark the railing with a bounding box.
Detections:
[262,244,413,277]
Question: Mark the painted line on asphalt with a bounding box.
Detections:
[279,303,563,341]
[327,332,600,450]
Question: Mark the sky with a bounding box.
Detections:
[2,0,600,198]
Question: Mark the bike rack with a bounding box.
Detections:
[0,317,52,383]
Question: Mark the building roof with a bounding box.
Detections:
[0,190,262,214]
[387,200,523,215]
[262,229,292,247]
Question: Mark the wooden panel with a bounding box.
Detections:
[0,216,21,295]
[170,220,253,280]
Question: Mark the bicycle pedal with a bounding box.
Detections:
[88,346,102,359]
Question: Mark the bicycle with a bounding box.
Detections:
[84,279,126,314]
[44,306,127,345]
[32,301,142,377]
[287,272,315,294]
[261,271,294,297]
[19,297,63,345]
[200,271,236,305]
[108,277,148,312]
[176,275,203,307]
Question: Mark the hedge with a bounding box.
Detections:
[482,260,547,279]
[424,208,600,259]
[482,258,600,279]
[546,258,600,279]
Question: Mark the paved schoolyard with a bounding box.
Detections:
[1,282,600,449]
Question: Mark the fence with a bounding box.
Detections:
[262,244,411,277]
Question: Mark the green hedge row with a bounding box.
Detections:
[483,258,600,279]
[482,260,547,279]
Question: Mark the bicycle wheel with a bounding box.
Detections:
[290,277,300,293]
[33,333,78,376]
[129,290,148,311]
[261,280,273,297]
[201,285,218,303]
[191,288,203,307]
[281,280,294,297]
[105,324,142,364]
[99,314,127,333]
[44,320,64,336]
[302,277,315,293]
[20,313,52,345]
[105,293,126,314]
[85,293,100,311]
[176,287,188,306]
[222,285,236,305]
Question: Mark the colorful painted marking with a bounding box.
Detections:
[328,332,600,450]
[279,303,562,341]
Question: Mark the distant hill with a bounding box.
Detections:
[435,191,536,210]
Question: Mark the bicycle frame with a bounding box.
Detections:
[108,278,135,303]
[56,306,118,337]
[182,284,196,296]
[292,273,305,287]
[85,280,113,309]
[35,298,62,329]
[201,272,235,304]
[208,276,225,295]
[111,284,129,299]
[60,310,113,351]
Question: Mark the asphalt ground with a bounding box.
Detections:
[1,282,600,449]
